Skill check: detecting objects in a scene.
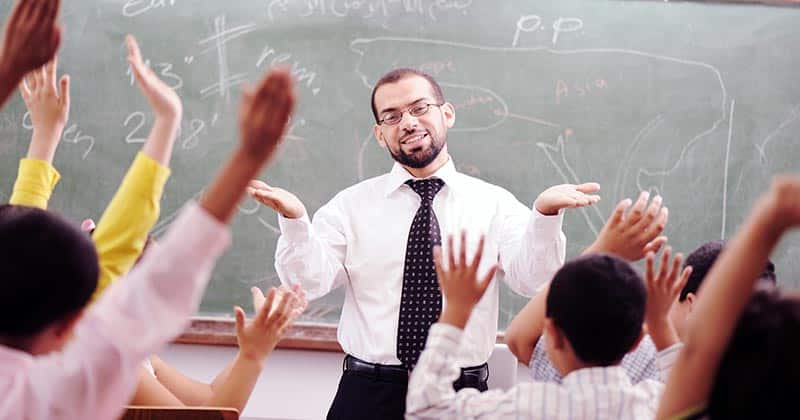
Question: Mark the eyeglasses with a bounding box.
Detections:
[377,102,444,126]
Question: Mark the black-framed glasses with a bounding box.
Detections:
[377,102,444,126]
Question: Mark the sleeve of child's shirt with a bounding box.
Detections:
[91,152,170,300]
[8,158,60,209]
[656,342,684,382]
[31,203,230,420]
[406,323,521,419]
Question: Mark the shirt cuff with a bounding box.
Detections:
[123,152,171,200]
[9,158,61,209]
[425,323,464,354]
[277,212,312,242]
[656,342,683,372]
[529,206,564,239]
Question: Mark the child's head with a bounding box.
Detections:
[669,240,776,340]
[0,205,98,355]
[708,285,800,419]
[544,253,646,375]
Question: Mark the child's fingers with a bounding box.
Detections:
[433,246,446,288]
[254,288,278,324]
[233,306,246,335]
[59,74,69,108]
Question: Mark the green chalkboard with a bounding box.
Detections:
[1,0,799,329]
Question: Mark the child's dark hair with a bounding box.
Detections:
[707,284,800,419]
[681,240,776,301]
[0,205,98,347]
[546,253,646,365]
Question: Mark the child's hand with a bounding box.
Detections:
[20,59,70,137]
[584,191,668,261]
[234,287,305,361]
[760,175,800,234]
[251,284,307,319]
[644,247,691,350]
[126,35,182,121]
[0,0,61,80]
[434,232,497,329]
[238,68,295,163]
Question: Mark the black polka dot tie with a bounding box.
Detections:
[397,178,445,370]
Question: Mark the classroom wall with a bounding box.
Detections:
[158,342,524,420]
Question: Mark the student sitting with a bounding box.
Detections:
[505,191,668,384]
[11,37,178,301]
[0,63,299,420]
[657,176,800,420]
[406,233,688,419]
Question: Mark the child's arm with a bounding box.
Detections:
[132,287,307,412]
[9,58,69,209]
[32,66,296,420]
[0,0,61,109]
[656,176,800,419]
[9,59,69,209]
[89,35,181,299]
[503,282,547,365]
[504,192,668,364]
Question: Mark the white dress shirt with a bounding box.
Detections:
[0,203,230,420]
[276,159,565,366]
[406,323,682,420]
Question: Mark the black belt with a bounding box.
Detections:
[343,354,489,386]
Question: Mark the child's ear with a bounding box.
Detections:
[686,292,696,310]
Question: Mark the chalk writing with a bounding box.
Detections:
[257,45,321,96]
[122,0,177,18]
[127,60,183,90]
[512,14,583,47]
[198,15,255,101]
[555,78,608,104]
[267,0,473,22]
[23,112,94,159]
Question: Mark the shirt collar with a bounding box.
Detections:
[0,344,32,372]
[561,365,632,389]
[383,156,461,198]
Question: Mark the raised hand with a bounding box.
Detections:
[251,284,307,319]
[759,175,800,234]
[126,35,182,120]
[247,179,307,219]
[0,0,61,81]
[434,232,498,329]
[534,182,601,216]
[644,247,692,350]
[238,67,295,162]
[584,191,669,261]
[234,287,305,361]
[19,58,69,162]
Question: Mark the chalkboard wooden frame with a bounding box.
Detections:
[176,318,506,352]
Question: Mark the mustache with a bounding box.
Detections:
[400,130,428,143]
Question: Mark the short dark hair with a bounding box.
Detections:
[0,205,98,341]
[681,240,776,301]
[370,68,445,123]
[708,286,800,419]
[545,254,646,365]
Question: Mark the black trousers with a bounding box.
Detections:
[326,361,488,420]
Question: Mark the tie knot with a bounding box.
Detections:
[406,178,445,204]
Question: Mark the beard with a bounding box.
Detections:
[387,131,446,169]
